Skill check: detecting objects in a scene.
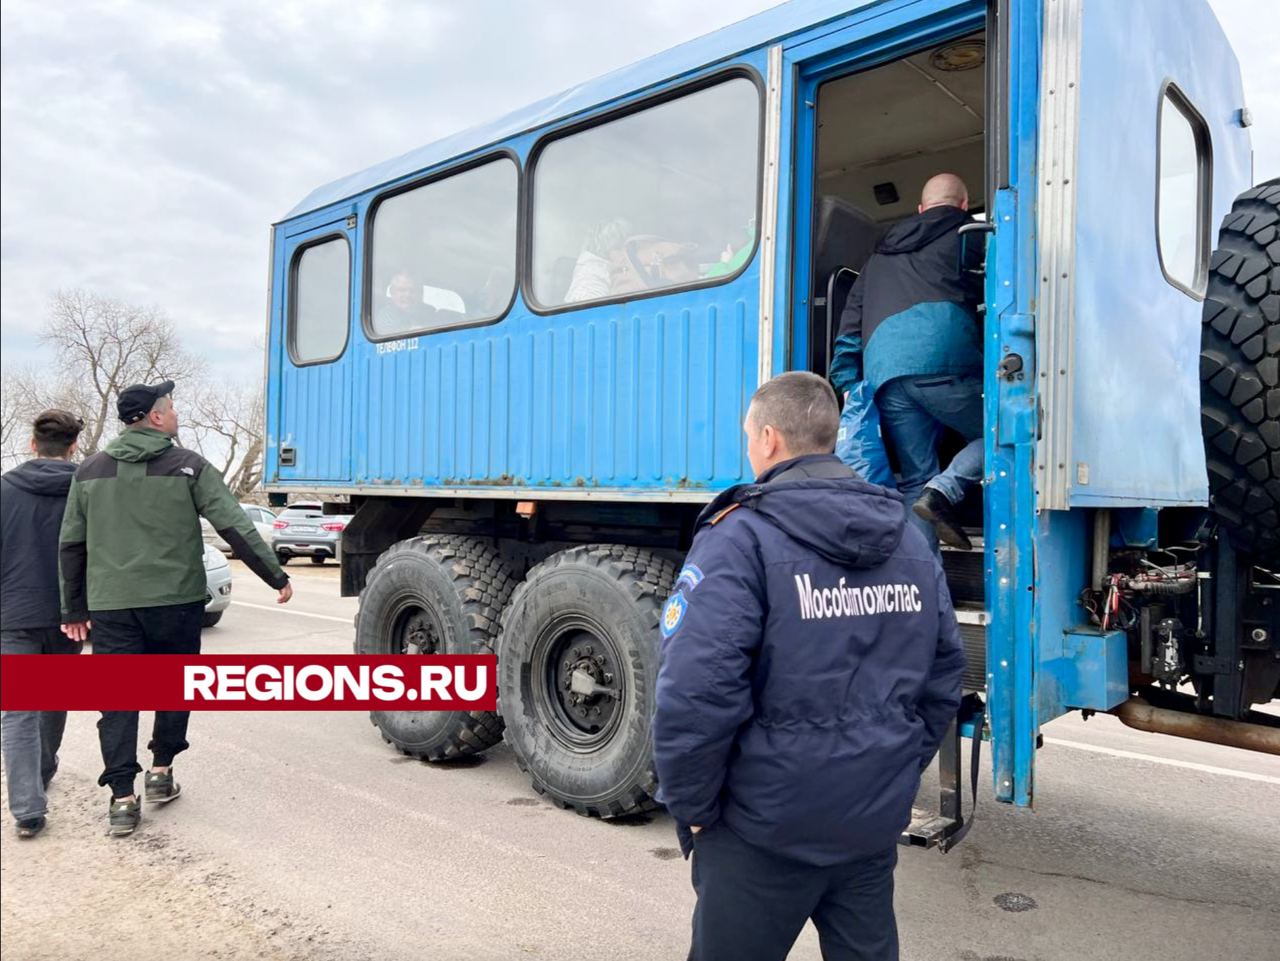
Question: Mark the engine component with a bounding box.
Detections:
[1152,618,1184,686]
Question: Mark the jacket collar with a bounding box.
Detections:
[696,454,855,529]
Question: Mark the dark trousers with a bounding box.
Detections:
[689,825,898,961]
[1,628,81,820]
[91,602,203,798]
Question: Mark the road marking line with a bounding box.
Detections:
[1043,736,1280,784]
[231,601,352,624]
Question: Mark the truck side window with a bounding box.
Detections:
[530,75,761,310]
[367,156,518,339]
[290,236,351,365]
[1156,84,1212,298]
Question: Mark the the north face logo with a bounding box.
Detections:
[179,467,195,476]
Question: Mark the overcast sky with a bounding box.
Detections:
[2,0,1276,382]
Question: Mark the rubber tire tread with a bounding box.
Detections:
[357,534,515,759]
[1200,178,1280,561]
[499,544,677,819]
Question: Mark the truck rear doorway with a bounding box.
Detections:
[796,29,989,691]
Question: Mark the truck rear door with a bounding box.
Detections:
[987,0,1254,809]
[1036,0,1253,512]
[267,216,356,484]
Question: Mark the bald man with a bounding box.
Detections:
[829,173,985,551]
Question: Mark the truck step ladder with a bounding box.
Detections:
[900,693,985,852]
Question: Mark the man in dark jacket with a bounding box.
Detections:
[1,409,85,838]
[59,380,292,836]
[829,173,984,550]
[654,371,965,961]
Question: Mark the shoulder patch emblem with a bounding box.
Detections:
[709,503,741,525]
[180,466,195,476]
[660,592,688,639]
[675,563,704,593]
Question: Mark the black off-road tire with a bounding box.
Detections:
[275,552,291,567]
[356,535,515,760]
[310,555,326,566]
[201,611,223,629]
[1200,178,1280,562]
[498,545,677,818]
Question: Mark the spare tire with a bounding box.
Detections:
[498,545,676,818]
[356,535,514,759]
[1199,178,1280,561]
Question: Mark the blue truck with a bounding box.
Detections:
[264,0,1278,843]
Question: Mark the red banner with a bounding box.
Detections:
[0,654,496,711]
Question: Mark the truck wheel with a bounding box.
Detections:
[498,545,677,818]
[201,611,223,629]
[356,535,514,759]
[1200,178,1280,561]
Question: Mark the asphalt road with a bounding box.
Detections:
[2,559,1278,961]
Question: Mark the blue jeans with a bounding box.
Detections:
[876,373,984,545]
[1,628,81,821]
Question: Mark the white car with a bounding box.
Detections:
[201,504,277,557]
[203,543,232,628]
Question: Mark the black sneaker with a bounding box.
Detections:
[144,769,182,804]
[913,489,973,551]
[108,797,141,837]
[16,816,46,839]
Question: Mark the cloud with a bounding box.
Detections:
[0,0,780,376]
[1,0,1275,383]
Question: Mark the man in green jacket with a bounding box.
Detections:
[59,380,292,836]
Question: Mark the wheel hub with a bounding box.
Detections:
[547,634,620,738]
[399,609,439,655]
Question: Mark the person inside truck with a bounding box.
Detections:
[611,235,701,295]
[374,269,428,333]
[375,269,466,332]
[828,172,984,551]
[563,218,633,303]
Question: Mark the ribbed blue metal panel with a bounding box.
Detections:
[279,358,352,481]
[350,279,756,491]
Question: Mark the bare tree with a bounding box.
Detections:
[184,378,266,499]
[39,289,203,455]
[6,291,268,496]
[1,370,33,470]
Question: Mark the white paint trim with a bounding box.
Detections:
[1034,0,1084,510]
[262,226,275,454]
[1043,736,1280,785]
[757,44,784,386]
[231,601,352,625]
[261,484,716,503]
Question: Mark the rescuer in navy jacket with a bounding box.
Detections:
[653,371,965,961]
